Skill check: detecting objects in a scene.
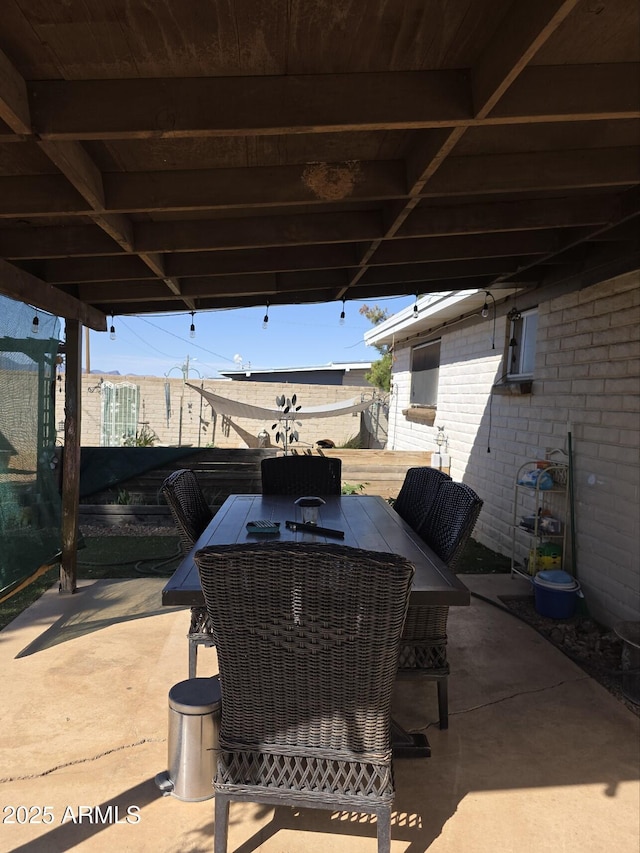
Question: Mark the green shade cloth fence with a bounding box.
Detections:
[0,295,62,597]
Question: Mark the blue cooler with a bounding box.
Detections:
[532,570,582,619]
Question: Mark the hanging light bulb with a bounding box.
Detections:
[339,299,345,326]
[481,294,490,319]
[189,311,196,339]
[109,314,116,341]
[31,309,39,335]
[413,295,419,318]
[262,302,270,329]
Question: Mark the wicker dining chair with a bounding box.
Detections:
[194,541,414,853]
[393,466,452,532]
[398,481,483,730]
[260,454,342,495]
[161,468,215,679]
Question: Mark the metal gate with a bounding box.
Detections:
[101,381,139,446]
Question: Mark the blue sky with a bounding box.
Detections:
[86,296,411,378]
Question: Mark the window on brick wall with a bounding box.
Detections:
[507,308,538,378]
[410,339,441,406]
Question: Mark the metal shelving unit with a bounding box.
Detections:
[510,460,569,581]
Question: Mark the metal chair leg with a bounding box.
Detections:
[188,637,198,679]
[214,795,230,853]
[437,678,448,730]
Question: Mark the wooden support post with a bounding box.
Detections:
[60,319,82,593]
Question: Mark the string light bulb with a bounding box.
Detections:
[339,299,345,326]
[189,311,196,339]
[31,309,39,335]
[413,294,419,318]
[480,291,497,349]
[109,314,116,341]
[262,302,270,330]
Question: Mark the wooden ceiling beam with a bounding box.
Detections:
[0,175,91,217]
[36,139,106,210]
[39,230,568,284]
[135,210,384,253]
[0,258,106,329]
[166,244,358,278]
[0,224,127,259]
[72,267,350,304]
[360,258,531,285]
[134,251,194,306]
[1,151,634,221]
[41,255,158,283]
[0,197,608,261]
[497,187,640,283]
[471,0,581,119]
[371,231,565,266]
[0,50,31,135]
[0,48,31,135]
[70,281,186,303]
[0,210,381,258]
[343,1,582,298]
[29,71,470,138]
[26,65,638,139]
[398,197,614,239]
[90,213,134,253]
[493,64,640,124]
[104,161,406,213]
[423,148,640,197]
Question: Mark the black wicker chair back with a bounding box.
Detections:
[194,541,414,853]
[261,454,342,496]
[161,468,215,677]
[393,466,452,532]
[399,480,482,731]
[161,468,213,555]
[419,480,483,570]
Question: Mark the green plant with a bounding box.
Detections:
[359,304,392,391]
[341,482,366,495]
[116,489,131,505]
[339,434,364,449]
[123,423,158,447]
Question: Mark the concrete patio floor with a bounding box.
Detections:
[0,573,638,853]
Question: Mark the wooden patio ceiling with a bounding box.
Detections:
[0,0,639,332]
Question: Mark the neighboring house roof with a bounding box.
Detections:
[364,288,519,348]
[220,362,372,382]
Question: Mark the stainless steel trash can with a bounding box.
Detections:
[155,676,221,802]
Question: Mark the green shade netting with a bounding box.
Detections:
[0,295,62,596]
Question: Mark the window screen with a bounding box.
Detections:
[410,340,441,406]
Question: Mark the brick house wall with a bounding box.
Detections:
[56,376,376,451]
[386,271,640,628]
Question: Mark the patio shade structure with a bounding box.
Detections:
[187,383,373,421]
[0,1,638,591]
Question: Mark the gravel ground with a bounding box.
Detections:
[80,522,178,538]
[501,595,639,718]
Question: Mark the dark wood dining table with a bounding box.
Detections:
[162,493,470,608]
[162,493,470,757]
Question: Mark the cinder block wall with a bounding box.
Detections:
[387,271,640,627]
[56,377,372,451]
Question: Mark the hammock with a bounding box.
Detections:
[187,383,373,421]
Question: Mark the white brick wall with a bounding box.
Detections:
[388,271,640,627]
